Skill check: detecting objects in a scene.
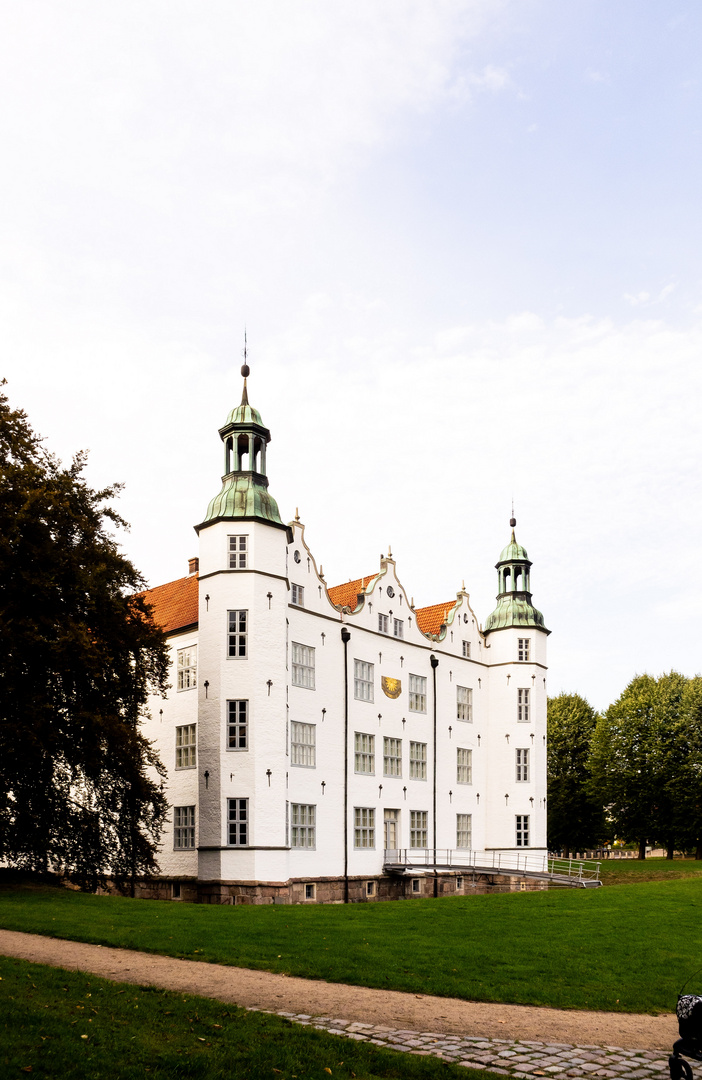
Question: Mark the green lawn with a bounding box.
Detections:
[598,858,702,886]
[0,956,491,1080]
[2,879,702,1014]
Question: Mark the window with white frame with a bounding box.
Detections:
[291,803,316,848]
[175,724,196,768]
[354,732,375,774]
[228,609,247,657]
[456,813,472,849]
[291,722,316,767]
[177,646,197,691]
[354,659,374,702]
[462,640,470,658]
[378,613,389,634]
[410,810,428,848]
[291,583,304,607]
[516,747,529,782]
[291,642,315,689]
[354,807,375,848]
[228,535,247,569]
[393,618,404,639]
[457,747,472,784]
[228,798,248,846]
[409,741,427,780]
[518,637,531,661]
[383,737,402,777]
[409,674,427,713]
[456,685,472,722]
[227,700,248,750]
[517,688,530,722]
[173,805,195,849]
[516,814,530,847]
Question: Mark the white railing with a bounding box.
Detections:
[383,848,601,883]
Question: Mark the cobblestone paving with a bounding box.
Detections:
[270,1012,672,1078]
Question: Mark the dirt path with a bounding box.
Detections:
[0,929,676,1051]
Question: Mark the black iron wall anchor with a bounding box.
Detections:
[205,594,210,611]
[266,680,273,696]
[267,591,273,608]
[266,769,272,786]
[204,770,210,789]
[321,781,326,795]
[204,680,209,698]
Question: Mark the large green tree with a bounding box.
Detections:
[547,693,604,855]
[588,672,702,859]
[0,385,169,891]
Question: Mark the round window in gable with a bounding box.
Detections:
[386,586,395,598]
[294,550,301,563]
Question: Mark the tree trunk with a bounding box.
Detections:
[638,838,647,860]
[696,842,702,861]
[666,841,675,860]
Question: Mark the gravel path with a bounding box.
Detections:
[0,929,679,1077]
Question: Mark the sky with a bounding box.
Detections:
[1,1,701,711]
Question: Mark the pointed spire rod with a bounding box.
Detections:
[241,328,250,406]
[510,497,516,530]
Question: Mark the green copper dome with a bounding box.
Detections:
[225,401,264,426]
[202,474,284,527]
[484,523,549,635]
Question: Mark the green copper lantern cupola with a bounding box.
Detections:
[484,517,549,634]
[195,356,290,535]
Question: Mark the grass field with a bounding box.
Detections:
[2,874,702,1014]
[597,858,702,886]
[0,956,492,1080]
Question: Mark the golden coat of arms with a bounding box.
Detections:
[381,676,402,699]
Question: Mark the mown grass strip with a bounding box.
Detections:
[597,858,702,886]
[0,956,493,1080]
[1,877,701,1014]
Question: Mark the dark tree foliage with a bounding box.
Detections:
[588,672,702,859]
[547,693,605,855]
[0,385,169,891]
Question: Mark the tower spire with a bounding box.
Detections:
[241,329,250,406]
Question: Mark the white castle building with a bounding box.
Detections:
[142,367,549,903]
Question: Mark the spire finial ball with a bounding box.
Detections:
[241,363,250,378]
[510,517,517,528]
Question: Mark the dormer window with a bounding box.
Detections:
[229,535,247,569]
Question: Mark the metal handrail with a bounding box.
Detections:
[383,848,601,882]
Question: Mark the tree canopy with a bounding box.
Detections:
[0,384,169,890]
[547,692,605,855]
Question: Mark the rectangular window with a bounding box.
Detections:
[354,659,374,702]
[457,747,472,784]
[173,805,195,849]
[383,737,402,777]
[228,535,247,569]
[516,814,530,847]
[409,741,427,780]
[516,747,530,782]
[227,700,248,750]
[517,688,530,722]
[409,674,427,713]
[384,808,399,849]
[462,640,470,658]
[305,883,316,900]
[456,876,463,890]
[291,642,315,689]
[456,685,472,722]
[393,618,404,639]
[378,613,389,634]
[410,810,428,848]
[291,583,304,606]
[228,609,247,657]
[354,732,375,774]
[354,807,375,848]
[228,798,249,846]
[291,722,316,767]
[175,724,196,769]
[291,803,316,848]
[412,878,421,893]
[457,813,472,849]
[177,646,197,691]
[518,638,531,661]
[366,880,376,897]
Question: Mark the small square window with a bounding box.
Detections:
[228,535,248,569]
[177,646,197,691]
[291,583,304,606]
[305,882,316,900]
[393,618,404,639]
[411,878,421,894]
[378,613,389,634]
[409,674,426,713]
[462,640,470,658]
[366,880,376,897]
[175,724,196,769]
[518,638,531,662]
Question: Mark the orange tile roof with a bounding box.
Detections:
[327,574,377,610]
[142,574,199,635]
[415,600,458,637]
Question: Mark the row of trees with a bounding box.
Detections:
[0,384,169,891]
[548,675,702,859]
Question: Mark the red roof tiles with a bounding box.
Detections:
[327,575,377,611]
[142,574,199,636]
[415,600,458,637]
